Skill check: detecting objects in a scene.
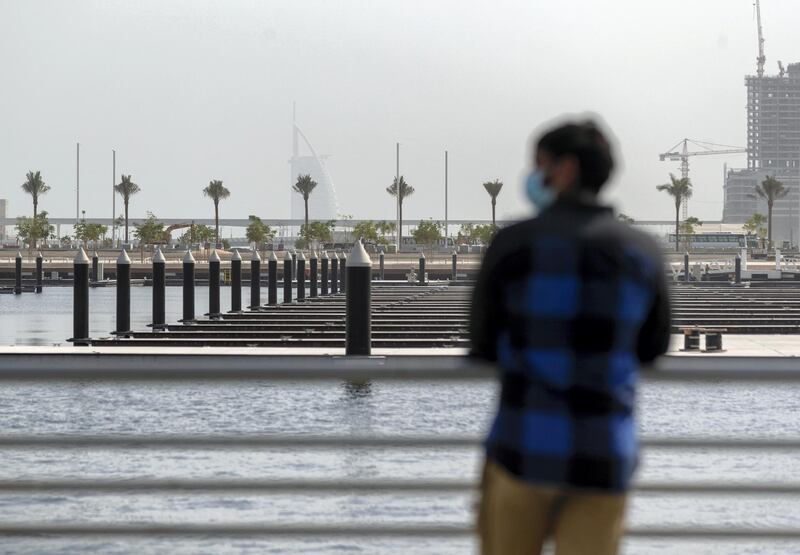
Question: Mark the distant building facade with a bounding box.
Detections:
[0,199,7,241]
[723,62,800,244]
[289,121,339,224]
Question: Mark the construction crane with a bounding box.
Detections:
[659,138,747,218]
[755,0,766,78]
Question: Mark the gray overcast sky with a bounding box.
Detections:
[1,0,796,225]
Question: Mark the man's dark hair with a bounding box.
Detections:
[536,121,614,193]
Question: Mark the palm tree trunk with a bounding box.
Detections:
[124,201,129,244]
[768,202,773,250]
[32,199,38,249]
[399,201,403,252]
[214,201,220,246]
[491,199,496,228]
[304,197,309,241]
[675,203,680,253]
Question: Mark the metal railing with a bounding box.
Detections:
[0,354,799,542]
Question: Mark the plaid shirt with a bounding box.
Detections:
[470,198,670,491]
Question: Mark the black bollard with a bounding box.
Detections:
[183,249,196,322]
[72,247,90,345]
[310,251,318,298]
[231,249,242,312]
[91,250,99,283]
[321,251,329,296]
[418,252,426,285]
[379,250,385,280]
[297,251,306,301]
[684,252,690,283]
[340,251,347,291]
[14,251,22,295]
[345,241,372,355]
[250,250,261,309]
[331,252,339,294]
[283,250,293,303]
[209,249,221,318]
[735,255,742,284]
[152,247,166,330]
[267,251,278,305]
[35,251,43,293]
[451,250,457,281]
[291,250,297,283]
[116,248,131,335]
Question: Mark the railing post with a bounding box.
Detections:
[91,250,99,283]
[297,251,306,301]
[231,249,242,313]
[283,250,293,303]
[684,252,690,283]
[451,250,457,281]
[116,248,131,335]
[735,255,742,284]
[35,251,43,293]
[250,250,261,309]
[268,251,278,305]
[14,251,22,294]
[418,252,426,285]
[340,250,347,291]
[379,250,385,280]
[309,251,318,298]
[183,250,196,322]
[208,249,221,319]
[346,241,372,356]
[331,252,339,294]
[72,247,90,345]
[321,251,329,296]
[152,247,166,330]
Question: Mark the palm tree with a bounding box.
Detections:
[386,176,415,245]
[656,173,692,252]
[202,179,231,246]
[292,174,317,240]
[482,180,503,227]
[21,171,50,248]
[114,174,140,244]
[753,176,788,249]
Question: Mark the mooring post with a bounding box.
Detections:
[231,249,242,312]
[14,251,22,294]
[345,240,372,356]
[340,250,347,291]
[268,251,278,305]
[451,250,457,281]
[116,248,131,335]
[419,252,426,285]
[91,250,99,283]
[331,252,339,294]
[250,250,261,309]
[208,249,221,318]
[182,249,196,322]
[309,251,318,298]
[35,251,43,293]
[735,255,742,284]
[683,252,690,283]
[291,250,297,282]
[72,247,90,345]
[379,250,385,280]
[321,251,329,296]
[152,247,166,330]
[283,250,293,303]
[297,251,306,301]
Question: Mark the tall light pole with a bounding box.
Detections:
[112,149,116,244]
[395,142,401,251]
[76,142,80,222]
[444,150,448,240]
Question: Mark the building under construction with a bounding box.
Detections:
[723,62,800,243]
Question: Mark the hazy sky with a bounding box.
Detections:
[1,0,797,226]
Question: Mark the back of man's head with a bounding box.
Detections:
[536,121,615,194]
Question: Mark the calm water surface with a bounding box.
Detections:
[1,291,799,554]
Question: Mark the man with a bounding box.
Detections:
[470,120,671,555]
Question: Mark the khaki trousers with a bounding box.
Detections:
[478,461,627,555]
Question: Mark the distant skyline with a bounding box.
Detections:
[1,0,797,226]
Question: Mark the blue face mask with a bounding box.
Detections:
[525,170,556,212]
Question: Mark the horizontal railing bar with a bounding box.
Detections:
[0,523,798,540]
[0,435,796,450]
[0,479,798,495]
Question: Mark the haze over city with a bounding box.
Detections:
[1,0,796,225]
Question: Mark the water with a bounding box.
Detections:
[2,293,800,553]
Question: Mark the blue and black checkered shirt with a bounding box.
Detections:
[470,198,670,491]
